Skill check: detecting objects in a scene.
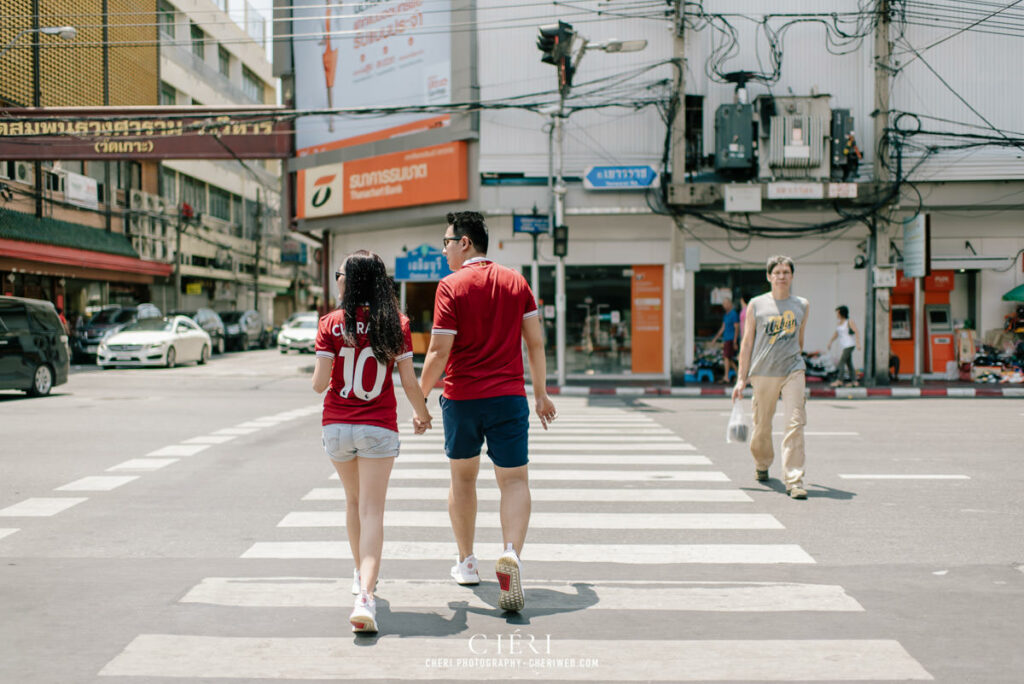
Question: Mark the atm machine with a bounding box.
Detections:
[925,304,955,374]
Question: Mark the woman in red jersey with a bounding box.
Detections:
[312,250,432,634]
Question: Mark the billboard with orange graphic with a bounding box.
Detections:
[631,265,664,374]
[296,141,468,218]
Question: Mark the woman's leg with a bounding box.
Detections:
[356,456,395,597]
[331,458,361,569]
[839,346,855,383]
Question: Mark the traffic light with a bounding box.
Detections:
[553,224,568,258]
[536,21,576,92]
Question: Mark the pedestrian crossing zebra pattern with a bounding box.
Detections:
[100,400,932,681]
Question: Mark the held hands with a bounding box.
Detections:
[731,379,746,403]
[412,411,433,434]
[535,395,558,431]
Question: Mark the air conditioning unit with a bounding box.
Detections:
[129,189,146,210]
[132,236,144,255]
[14,161,33,185]
[150,196,167,216]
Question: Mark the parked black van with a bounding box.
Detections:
[0,296,70,396]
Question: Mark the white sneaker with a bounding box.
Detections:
[349,592,377,633]
[495,549,524,612]
[450,554,480,585]
[352,569,380,595]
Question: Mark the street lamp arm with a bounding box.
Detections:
[0,26,77,63]
[0,29,37,62]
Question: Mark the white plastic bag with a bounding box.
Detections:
[726,401,749,443]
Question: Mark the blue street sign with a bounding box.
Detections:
[513,214,550,234]
[394,244,453,282]
[583,165,659,190]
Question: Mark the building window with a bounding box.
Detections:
[159,82,176,106]
[241,66,262,102]
[117,161,141,192]
[218,45,230,78]
[160,167,177,205]
[213,0,227,11]
[209,186,231,221]
[244,198,262,239]
[181,174,207,213]
[190,22,204,60]
[158,0,175,40]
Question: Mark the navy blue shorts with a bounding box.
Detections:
[440,395,529,469]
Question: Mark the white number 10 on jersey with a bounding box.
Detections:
[337,347,387,400]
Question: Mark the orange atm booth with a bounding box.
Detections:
[890,270,956,375]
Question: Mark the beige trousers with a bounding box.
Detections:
[750,370,806,489]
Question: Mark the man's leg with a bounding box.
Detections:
[779,370,807,490]
[493,465,531,555]
[749,376,784,474]
[449,456,480,562]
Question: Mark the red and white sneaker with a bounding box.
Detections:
[450,554,480,585]
[495,548,524,612]
[349,592,377,633]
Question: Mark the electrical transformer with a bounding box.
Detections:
[830,108,856,180]
[754,94,832,180]
[714,103,756,177]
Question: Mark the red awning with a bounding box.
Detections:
[0,237,172,280]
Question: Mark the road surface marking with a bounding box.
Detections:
[212,428,260,436]
[0,528,18,541]
[350,469,730,482]
[0,497,88,517]
[241,541,814,564]
[235,421,278,429]
[181,435,237,444]
[278,511,783,530]
[146,444,210,457]
[107,459,178,472]
[55,476,139,492]
[303,487,753,503]
[406,434,688,444]
[396,453,711,466]
[772,431,860,436]
[180,577,862,612]
[100,636,929,680]
[399,442,698,452]
[838,474,970,480]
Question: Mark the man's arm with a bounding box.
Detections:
[731,305,757,402]
[710,321,725,343]
[799,301,810,351]
[419,333,454,399]
[522,315,557,430]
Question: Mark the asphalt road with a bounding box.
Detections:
[1,349,1022,683]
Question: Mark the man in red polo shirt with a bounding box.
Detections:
[419,211,557,613]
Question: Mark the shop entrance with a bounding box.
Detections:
[402,281,439,355]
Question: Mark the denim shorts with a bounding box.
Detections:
[440,395,529,469]
[322,423,400,463]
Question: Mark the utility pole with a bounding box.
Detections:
[174,212,182,310]
[868,0,894,385]
[253,188,262,312]
[669,0,689,384]
[553,101,567,387]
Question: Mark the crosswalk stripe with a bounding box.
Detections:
[212,428,260,436]
[395,453,711,466]
[401,428,678,436]
[146,444,210,457]
[303,487,753,503]
[236,421,278,428]
[241,541,815,564]
[404,433,685,442]
[838,474,970,480]
[0,497,88,517]
[357,469,730,482]
[107,458,179,472]
[180,577,863,612]
[54,476,138,492]
[0,528,18,541]
[181,435,238,445]
[99,635,930,680]
[278,511,783,530]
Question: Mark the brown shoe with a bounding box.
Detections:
[788,486,808,500]
[755,470,769,482]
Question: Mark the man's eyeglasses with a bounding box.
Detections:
[334,271,345,279]
[442,236,461,247]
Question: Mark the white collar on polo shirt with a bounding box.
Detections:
[461,256,491,267]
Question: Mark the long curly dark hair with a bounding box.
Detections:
[339,250,404,364]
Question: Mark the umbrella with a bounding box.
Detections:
[1002,283,1024,302]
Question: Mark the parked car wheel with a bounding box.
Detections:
[166,346,177,368]
[199,345,210,365]
[279,346,288,354]
[26,364,53,397]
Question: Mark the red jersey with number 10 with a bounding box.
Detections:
[315,308,413,431]
[432,258,539,400]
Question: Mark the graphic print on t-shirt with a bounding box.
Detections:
[764,310,797,346]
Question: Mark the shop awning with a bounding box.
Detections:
[1002,283,1024,302]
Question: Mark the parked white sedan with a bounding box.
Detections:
[277,317,318,353]
[97,316,212,368]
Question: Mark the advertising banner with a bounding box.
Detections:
[296,141,467,218]
[292,0,453,155]
[631,265,664,374]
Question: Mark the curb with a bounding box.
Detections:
[543,386,1024,399]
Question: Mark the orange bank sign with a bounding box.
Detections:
[297,141,467,219]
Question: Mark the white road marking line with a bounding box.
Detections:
[101,636,929,680]
[0,497,88,517]
[278,511,783,530]
[838,474,970,480]
[400,428,677,436]
[55,476,139,492]
[181,435,237,445]
[360,469,731,482]
[303,487,753,503]
[107,459,178,472]
[771,431,860,436]
[146,444,210,457]
[398,442,698,452]
[396,454,712,466]
[0,528,18,541]
[236,421,277,429]
[212,428,260,436]
[181,577,862,612]
[241,541,814,564]
[405,435,691,444]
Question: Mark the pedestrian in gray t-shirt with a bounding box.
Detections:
[731,255,810,499]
